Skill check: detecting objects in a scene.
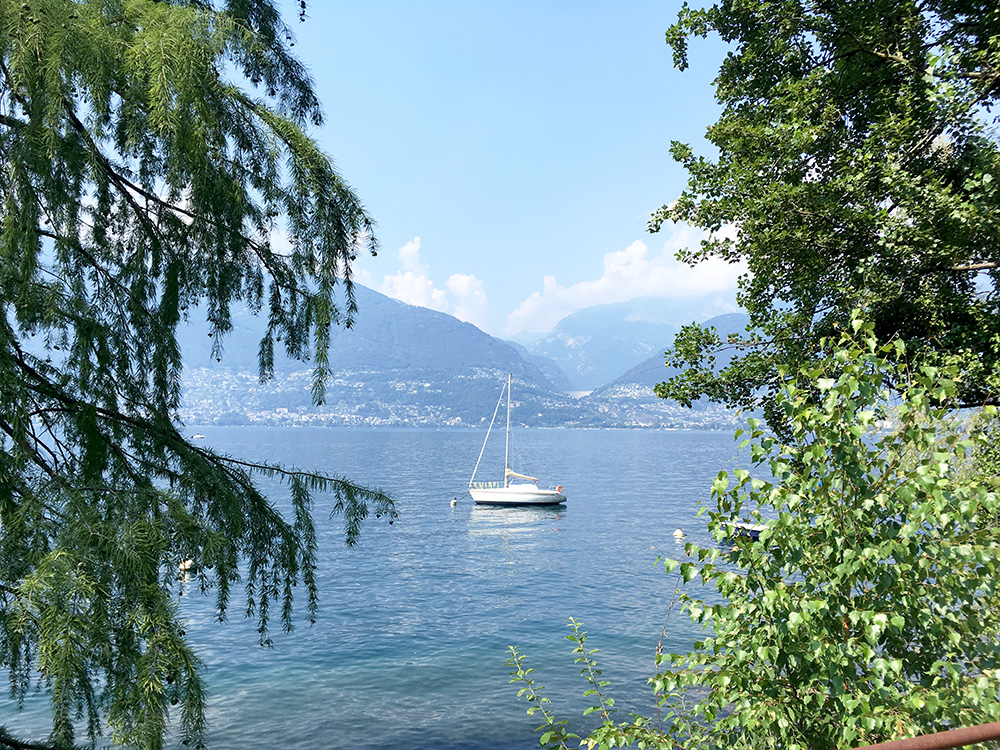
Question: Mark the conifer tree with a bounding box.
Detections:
[0,2,394,748]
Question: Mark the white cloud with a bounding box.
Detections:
[366,227,744,339]
[503,225,746,336]
[353,267,376,289]
[378,237,449,312]
[446,273,491,331]
[397,237,427,274]
[380,270,450,312]
[375,237,492,328]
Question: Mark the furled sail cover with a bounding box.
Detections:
[505,468,539,482]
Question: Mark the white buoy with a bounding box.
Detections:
[673,528,685,538]
[450,498,457,507]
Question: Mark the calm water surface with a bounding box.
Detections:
[3,427,746,749]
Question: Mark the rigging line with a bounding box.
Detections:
[505,372,511,487]
[469,378,507,486]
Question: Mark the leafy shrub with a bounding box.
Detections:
[511,316,1000,750]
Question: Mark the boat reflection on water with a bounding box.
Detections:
[465,503,567,592]
[468,502,565,526]
[465,502,566,547]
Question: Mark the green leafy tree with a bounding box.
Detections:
[511,317,1000,749]
[0,2,393,748]
[654,0,1000,433]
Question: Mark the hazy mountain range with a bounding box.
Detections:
[525,297,738,391]
[179,285,749,429]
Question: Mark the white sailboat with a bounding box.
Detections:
[468,374,566,506]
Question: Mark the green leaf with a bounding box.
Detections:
[679,563,698,583]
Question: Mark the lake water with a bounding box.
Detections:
[2,427,745,749]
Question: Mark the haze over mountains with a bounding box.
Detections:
[525,297,740,391]
[179,285,748,429]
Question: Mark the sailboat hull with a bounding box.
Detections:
[469,485,566,506]
[468,374,567,507]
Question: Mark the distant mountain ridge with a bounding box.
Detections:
[525,297,740,391]
[594,312,751,393]
[180,285,601,427]
[580,312,751,428]
[179,285,553,386]
[178,285,745,429]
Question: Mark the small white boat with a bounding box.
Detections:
[468,374,566,506]
[725,521,766,540]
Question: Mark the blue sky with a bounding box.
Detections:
[285,1,742,338]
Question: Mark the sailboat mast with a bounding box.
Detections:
[504,373,511,487]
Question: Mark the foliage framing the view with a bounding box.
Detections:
[0,2,394,748]
[512,317,1000,750]
[653,0,1000,433]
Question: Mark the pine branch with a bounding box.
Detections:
[0,728,65,750]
